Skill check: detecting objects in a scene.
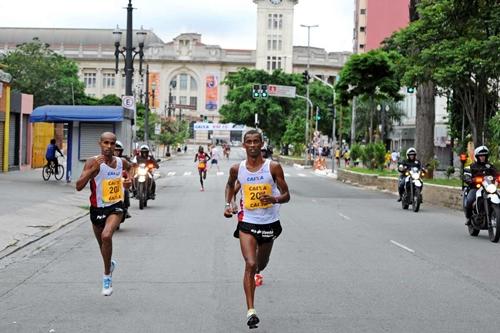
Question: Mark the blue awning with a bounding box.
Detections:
[30,105,125,123]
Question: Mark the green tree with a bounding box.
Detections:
[0,38,86,107]
[335,50,403,143]
[136,103,160,142]
[220,68,304,144]
[386,0,500,147]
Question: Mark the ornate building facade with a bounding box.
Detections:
[0,0,350,141]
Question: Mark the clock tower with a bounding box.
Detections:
[254,0,298,73]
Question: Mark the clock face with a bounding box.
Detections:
[269,0,282,4]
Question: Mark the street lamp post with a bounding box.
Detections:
[113,1,146,148]
[376,103,390,146]
[300,24,318,162]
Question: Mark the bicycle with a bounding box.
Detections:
[42,155,65,181]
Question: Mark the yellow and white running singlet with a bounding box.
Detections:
[90,157,124,208]
[237,159,280,224]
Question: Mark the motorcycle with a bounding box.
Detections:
[400,166,424,212]
[464,175,500,242]
[134,162,155,210]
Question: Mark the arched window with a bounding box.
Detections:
[170,73,199,109]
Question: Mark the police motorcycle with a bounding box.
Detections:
[399,164,425,212]
[132,145,159,210]
[463,170,500,242]
[134,162,155,209]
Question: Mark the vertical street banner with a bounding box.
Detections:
[205,74,218,111]
[148,72,161,109]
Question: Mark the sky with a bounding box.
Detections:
[0,0,354,52]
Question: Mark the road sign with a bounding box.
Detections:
[122,95,135,109]
[267,84,296,98]
[155,123,161,135]
[173,104,197,110]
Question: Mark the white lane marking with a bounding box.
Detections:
[297,173,306,177]
[167,171,176,176]
[183,171,192,176]
[293,163,305,169]
[284,173,291,177]
[390,240,415,254]
[338,213,351,221]
[216,171,224,176]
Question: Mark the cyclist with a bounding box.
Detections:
[45,139,63,174]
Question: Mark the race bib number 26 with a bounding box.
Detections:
[102,178,123,203]
[243,183,272,210]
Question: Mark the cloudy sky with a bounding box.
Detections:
[0,0,354,52]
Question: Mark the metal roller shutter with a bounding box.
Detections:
[9,114,17,167]
[0,120,4,171]
[79,123,114,160]
[22,115,29,165]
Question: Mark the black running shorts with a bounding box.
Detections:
[90,202,124,227]
[233,221,282,244]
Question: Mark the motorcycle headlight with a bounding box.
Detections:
[486,184,497,194]
[137,168,148,176]
[411,173,420,180]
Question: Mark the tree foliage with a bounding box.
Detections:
[386,0,500,146]
[219,68,334,146]
[0,39,86,107]
[335,49,403,107]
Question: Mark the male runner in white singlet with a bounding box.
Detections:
[76,132,132,296]
[224,129,290,329]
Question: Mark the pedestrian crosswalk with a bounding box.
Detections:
[162,170,321,178]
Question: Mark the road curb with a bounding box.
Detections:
[0,210,89,260]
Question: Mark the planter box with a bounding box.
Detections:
[338,169,463,210]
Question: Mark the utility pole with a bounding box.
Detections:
[300,24,319,161]
[144,65,149,146]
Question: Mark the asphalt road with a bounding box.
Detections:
[1,146,500,333]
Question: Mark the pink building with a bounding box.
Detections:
[354,0,410,53]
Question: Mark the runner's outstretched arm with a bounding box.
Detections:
[224,164,239,216]
[76,157,100,191]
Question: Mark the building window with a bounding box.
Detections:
[360,8,366,14]
[179,74,188,90]
[190,96,197,108]
[267,56,282,71]
[269,14,282,30]
[83,73,96,88]
[190,77,197,91]
[267,36,272,51]
[102,73,115,89]
[179,96,187,105]
[360,26,366,33]
[278,40,282,51]
[359,44,365,49]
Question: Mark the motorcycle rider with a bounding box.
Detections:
[133,145,159,199]
[114,141,132,219]
[397,147,423,202]
[463,146,498,225]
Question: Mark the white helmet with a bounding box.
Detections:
[406,147,417,159]
[474,145,489,163]
[140,144,150,152]
[115,140,123,149]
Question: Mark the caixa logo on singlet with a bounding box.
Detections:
[107,171,121,177]
[247,176,264,181]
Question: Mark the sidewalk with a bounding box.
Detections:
[0,168,88,259]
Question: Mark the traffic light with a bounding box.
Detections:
[407,87,415,93]
[253,84,261,98]
[261,84,268,98]
[302,70,310,85]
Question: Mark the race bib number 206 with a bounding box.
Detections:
[243,183,272,210]
[102,178,123,203]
